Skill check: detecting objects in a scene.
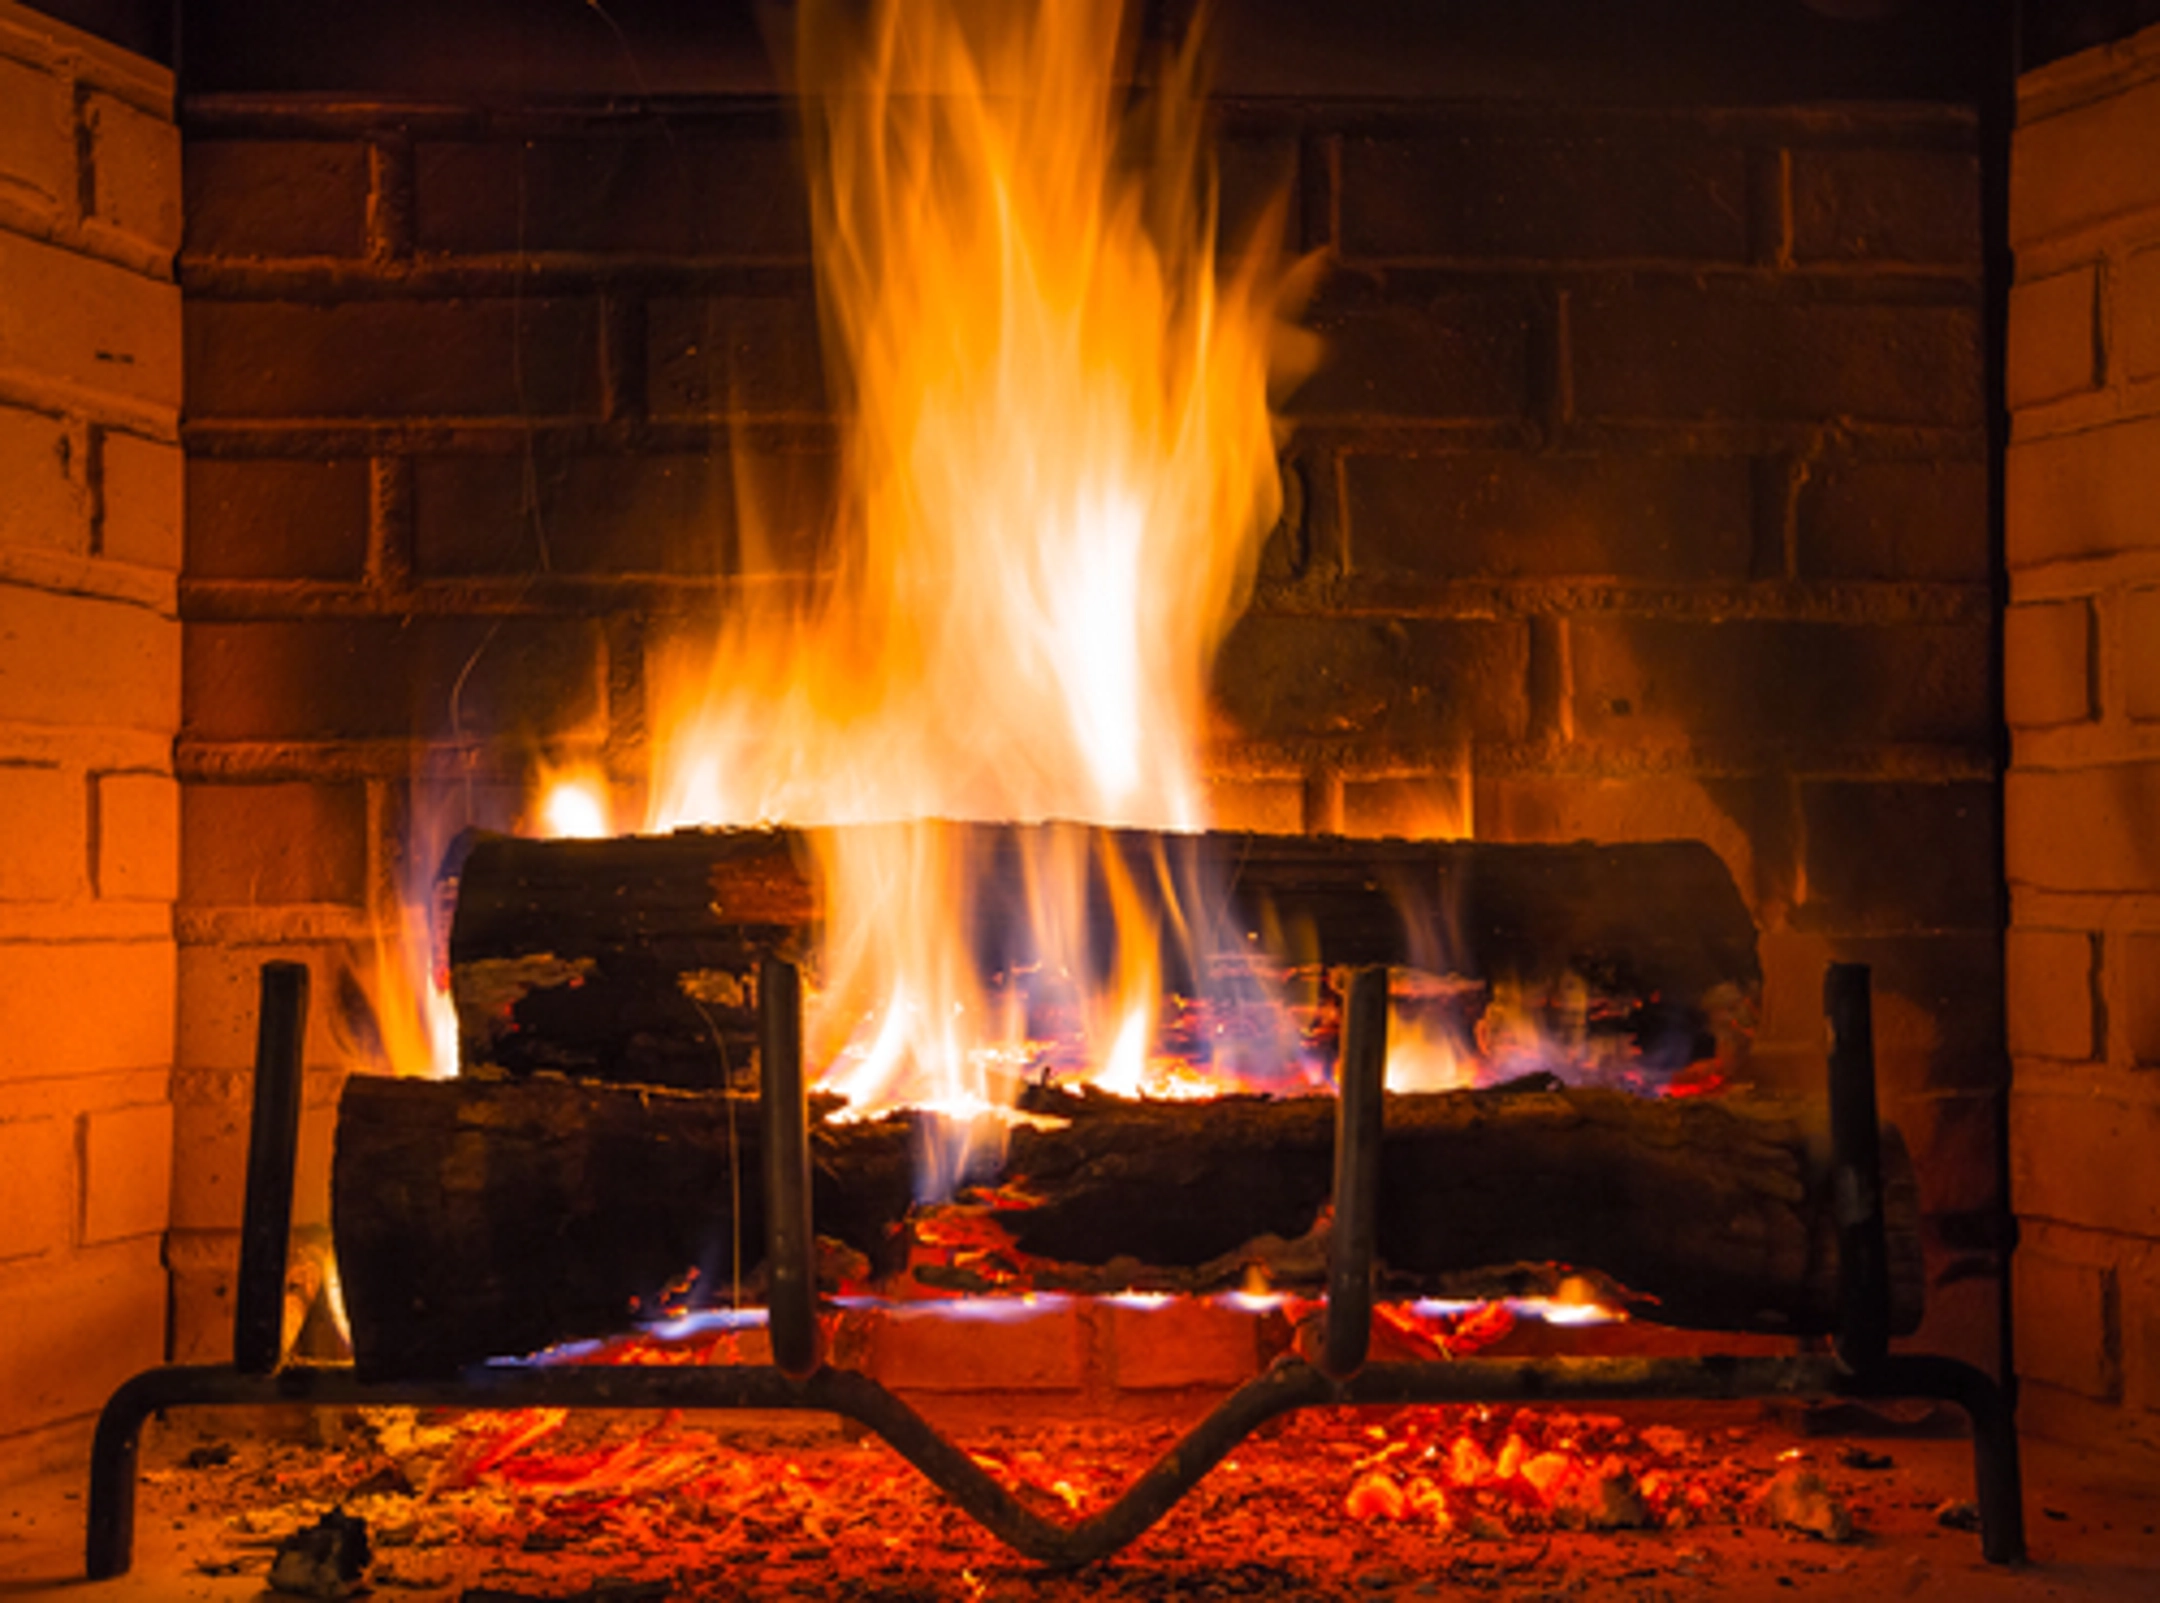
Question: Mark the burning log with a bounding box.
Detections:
[444,826,1761,1090]
[331,1073,1920,1380]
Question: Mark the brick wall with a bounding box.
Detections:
[2005,19,2160,1461]
[176,91,1997,1368]
[0,0,180,1454]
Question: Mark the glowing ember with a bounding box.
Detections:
[152,1399,1900,1596]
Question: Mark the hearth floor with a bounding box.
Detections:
[1,1399,2154,1601]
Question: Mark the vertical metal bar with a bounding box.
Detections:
[234,961,310,1375]
[760,957,821,1378]
[1825,962,1890,1372]
[1853,1355,2026,1565]
[84,1376,153,1578]
[1322,965,1388,1379]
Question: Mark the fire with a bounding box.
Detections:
[529,764,613,840]
[361,901,459,1080]
[357,763,618,1081]
[644,0,1313,1163]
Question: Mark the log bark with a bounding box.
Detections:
[445,826,1761,1090]
[332,1073,1917,1380]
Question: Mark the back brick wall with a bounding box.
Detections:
[175,87,2000,1372]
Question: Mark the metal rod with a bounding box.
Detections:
[1842,1354,2026,1565]
[86,1349,2026,1578]
[1825,962,1890,1372]
[759,957,820,1379]
[233,962,310,1376]
[1323,966,1388,1379]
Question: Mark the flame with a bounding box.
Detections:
[644,0,1310,1171]
[358,762,622,1081]
[530,764,614,840]
[363,898,459,1080]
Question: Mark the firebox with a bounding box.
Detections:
[6,0,2160,1593]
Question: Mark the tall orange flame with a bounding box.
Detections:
[645,0,1311,1167]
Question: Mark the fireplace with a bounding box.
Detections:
[5,0,2160,1589]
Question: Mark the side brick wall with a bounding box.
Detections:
[177,93,1997,1372]
[0,0,181,1456]
[2005,21,2160,1462]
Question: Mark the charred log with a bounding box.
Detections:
[445,826,1761,1090]
[332,1074,1917,1380]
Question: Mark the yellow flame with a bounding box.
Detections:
[646,0,1309,1150]
[1383,1007,1480,1094]
[364,900,459,1080]
[363,763,622,1082]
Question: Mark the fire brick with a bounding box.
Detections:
[181,781,369,907]
[0,230,182,412]
[2013,1248,2120,1401]
[1890,1089,2003,1222]
[1108,1301,1262,1390]
[2011,72,2160,247]
[413,130,810,259]
[864,1303,1085,1393]
[0,940,174,1080]
[1817,933,2007,1083]
[1571,283,1983,427]
[2109,931,2160,1067]
[164,1071,334,1235]
[184,298,601,419]
[0,1240,164,1436]
[2007,264,2100,408]
[0,762,84,903]
[183,139,369,258]
[2131,1266,2160,1415]
[0,1115,70,1261]
[166,1079,247,1235]
[80,1100,173,1245]
[1291,292,1532,423]
[1789,146,1980,265]
[412,452,812,579]
[2006,926,2097,1061]
[2012,1089,2160,1241]
[0,583,180,732]
[176,945,349,1076]
[1213,615,1529,748]
[2007,763,2160,893]
[183,617,608,743]
[1336,132,1748,263]
[95,770,178,902]
[98,430,181,570]
[1342,452,1752,581]
[0,52,72,215]
[1567,619,1989,750]
[1479,775,1755,892]
[1797,781,2000,933]
[0,404,89,555]
[163,1226,236,1365]
[2121,586,2160,722]
[1202,777,1303,835]
[2006,413,2160,567]
[1794,456,1989,582]
[1341,773,1476,842]
[2121,243,2160,384]
[84,89,181,256]
[2004,599,2093,727]
[185,456,370,580]
[646,294,828,420]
